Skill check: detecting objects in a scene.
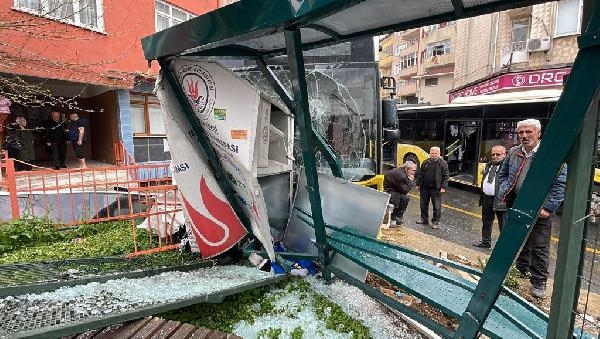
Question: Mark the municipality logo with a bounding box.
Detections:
[289,0,305,14]
[179,64,216,121]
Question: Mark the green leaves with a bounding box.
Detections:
[0,217,64,254]
[0,218,148,264]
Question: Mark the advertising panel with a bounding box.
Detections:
[156,60,276,260]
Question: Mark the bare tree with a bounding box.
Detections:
[0,0,150,112]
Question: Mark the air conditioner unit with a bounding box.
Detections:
[526,37,551,52]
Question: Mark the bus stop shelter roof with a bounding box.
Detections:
[141,0,549,61]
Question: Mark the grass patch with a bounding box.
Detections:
[0,217,204,286]
[0,219,144,264]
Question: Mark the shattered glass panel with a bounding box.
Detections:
[237,64,377,181]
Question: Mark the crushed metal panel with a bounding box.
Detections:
[157,74,248,258]
[156,59,297,260]
[257,173,293,240]
[283,169,390,282]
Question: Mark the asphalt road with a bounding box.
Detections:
[398,184,600,293]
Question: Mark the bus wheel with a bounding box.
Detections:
[404,153,420,170]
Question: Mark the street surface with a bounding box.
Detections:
[398,184,600,293]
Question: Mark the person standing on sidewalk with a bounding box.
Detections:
[45,110,67,170]
[68,112,88,169]
[10,116,36,171]
[415,146,449,229]
[496,119,567,299]
[473,145,506,249]
[384,161,417,226]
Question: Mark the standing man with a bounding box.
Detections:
[68,112,88,169]
[45,110,67,170]
[384,161,417,226]
[415,146,449,229]
[497,119,567,298]
[473,145,507,248]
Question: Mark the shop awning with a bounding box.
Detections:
[141,0,549,60]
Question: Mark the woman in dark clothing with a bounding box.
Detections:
[10,116,36,171]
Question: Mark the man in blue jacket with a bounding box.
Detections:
[496,119,567,299]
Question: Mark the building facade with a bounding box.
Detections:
[450,0,581,101]
[0,0,219,165]
[378,23,456,105]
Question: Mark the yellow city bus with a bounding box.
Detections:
[383,91,599,187]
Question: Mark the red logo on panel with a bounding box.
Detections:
[181,176,247,258]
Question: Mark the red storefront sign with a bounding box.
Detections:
[449,67,571,102]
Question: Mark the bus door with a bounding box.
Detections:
[444,120,480,185]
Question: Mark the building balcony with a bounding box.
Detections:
[500,41,528,66]
[379,36,395,55]
[421,24,456,45]
[398,28,420,39]
[399,65,418,78]
[397,43,419,56]
[379,53,393,68]
[398,82,417,96]
[422,53,455,70]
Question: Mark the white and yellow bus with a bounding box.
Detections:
[382,90,600,188]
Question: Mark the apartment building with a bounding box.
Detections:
[416,22,456,104]
[0,0,218,164]
[379,23,456,105]
[450,0,581,101]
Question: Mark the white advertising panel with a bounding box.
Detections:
[172,59,260,172]
[157,60,276,260]
[156,75,247,258]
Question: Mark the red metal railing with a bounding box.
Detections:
[114,141,136,166]
[0,151,181,256]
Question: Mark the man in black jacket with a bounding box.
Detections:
[45,111,67,170]
[473,145,506,248]
[384,161,417,226]
[415,146,449,229]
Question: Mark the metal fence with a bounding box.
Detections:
[0,151,181,257]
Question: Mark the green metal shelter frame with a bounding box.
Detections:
[142,0,600,337]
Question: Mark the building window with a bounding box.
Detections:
[394,43,407,56]
[155,0,195,32]
[425,39,451,58]
[511,18,530,50]
[424,77,439,86]
[400,52,417,69]
[555,0,582,36]
[130,93,165,135]
[512,19,530,42]
[13,0,104,31]
[423,24,439,33]
[393,64,401,75]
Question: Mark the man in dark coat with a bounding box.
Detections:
[473,145,506,249]
[45,110,68,170]
[384,161,417,226]
[415,146,449,229]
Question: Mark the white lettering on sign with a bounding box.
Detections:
[449,68,571,102]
